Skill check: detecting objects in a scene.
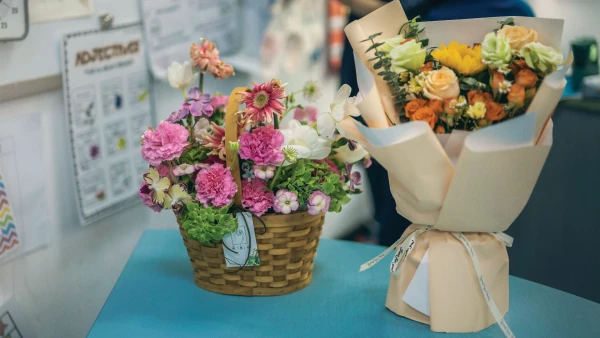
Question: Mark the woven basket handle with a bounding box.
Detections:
[224,87,250,206]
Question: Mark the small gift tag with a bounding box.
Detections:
[222,212,260,268]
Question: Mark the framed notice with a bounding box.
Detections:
[62,23,152,226]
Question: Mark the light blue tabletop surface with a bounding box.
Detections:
[88,230,600,338]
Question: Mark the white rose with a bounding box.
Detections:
[422,67,460,100]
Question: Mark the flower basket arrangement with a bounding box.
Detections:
[138,39,368,296]
[338,0,570,335]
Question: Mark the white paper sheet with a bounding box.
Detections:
[403,249,430,316]
[29,0,93,24]
[62,24,152,226]
[139,0,241,79]
[0,112,49,263]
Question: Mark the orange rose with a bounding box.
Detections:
[435,125,445,134]
[515,69,539,88]
[485,100,506,121]
[411,107,438,129]
[443,98,457,115]
[428,99,443,114]
[491,70,505,91]
[467,90,493,105]
[405,98,428,118]
[510,59,528,74]
[507,84,526,107]
[420,61,434,73]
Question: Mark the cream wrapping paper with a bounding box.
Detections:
[341,0,569,334]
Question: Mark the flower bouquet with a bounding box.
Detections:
[339,0,570,334]
[138,39,368,296]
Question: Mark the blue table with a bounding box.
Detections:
[89,230,600,337]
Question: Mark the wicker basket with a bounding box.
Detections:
[177,87,326,296]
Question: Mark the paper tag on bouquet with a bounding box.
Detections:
[222,212,260,268]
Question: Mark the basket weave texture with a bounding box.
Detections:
[179,211,325,296]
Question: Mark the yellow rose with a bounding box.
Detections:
[498,25,538,50]
[423,67,460,101]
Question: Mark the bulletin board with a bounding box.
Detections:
[0,0,142,99]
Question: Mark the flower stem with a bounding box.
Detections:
[229,154,239,173]
[269,164,283,190]
[273,114,279,129]
[181,88,187,99]
[199,72,204,93]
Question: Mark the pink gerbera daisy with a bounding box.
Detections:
[238,80,286,126]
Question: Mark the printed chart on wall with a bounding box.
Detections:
[62,23,152,226]
[0,112,49,262]
[138,0,240,79]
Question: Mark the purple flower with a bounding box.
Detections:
[167,102,192,122]
[188,87,202,100]
[307,190,330,215]
[346,163,362,191]
[189,93,213,117]
[273,189,299,214]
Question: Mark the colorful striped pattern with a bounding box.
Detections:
[0,172,19,257]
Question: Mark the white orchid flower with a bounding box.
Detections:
[317,84,360,138]
[280,120,332,166]
[167,61,197,90]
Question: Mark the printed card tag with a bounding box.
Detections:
[222,212,260,268]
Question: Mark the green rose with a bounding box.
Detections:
[520,42,564,74]
[379,35,404,53]
[481,32,513,69]
[389,39,426,73]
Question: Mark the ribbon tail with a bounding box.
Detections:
[452,232,515,338]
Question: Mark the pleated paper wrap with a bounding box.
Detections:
[340,0,570,333]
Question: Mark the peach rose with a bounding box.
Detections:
[411,107,438,129]
[498,25,538,50]
[423,67,460,101]
[420,61,434,73]
[467,90,493,105]
[428,99,443,114]
[485,100,506,121]
[443,98,457,115]
[515,69,539,88]
[405,98,428,118]
[435,125,445,134]
[507,84,526,107]
[491,70,505,91]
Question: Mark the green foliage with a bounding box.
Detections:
[178,147,210,165]
[179,203,238,245]
[210,109,225,126]
[272,160,351,213]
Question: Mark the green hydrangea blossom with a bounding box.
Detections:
[179,203,238,245]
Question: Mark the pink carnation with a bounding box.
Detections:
[241,179,274,216]
[238,126,284,165]
[138,183,162,212]
[194,163,237,207]
[141,122,189,166]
